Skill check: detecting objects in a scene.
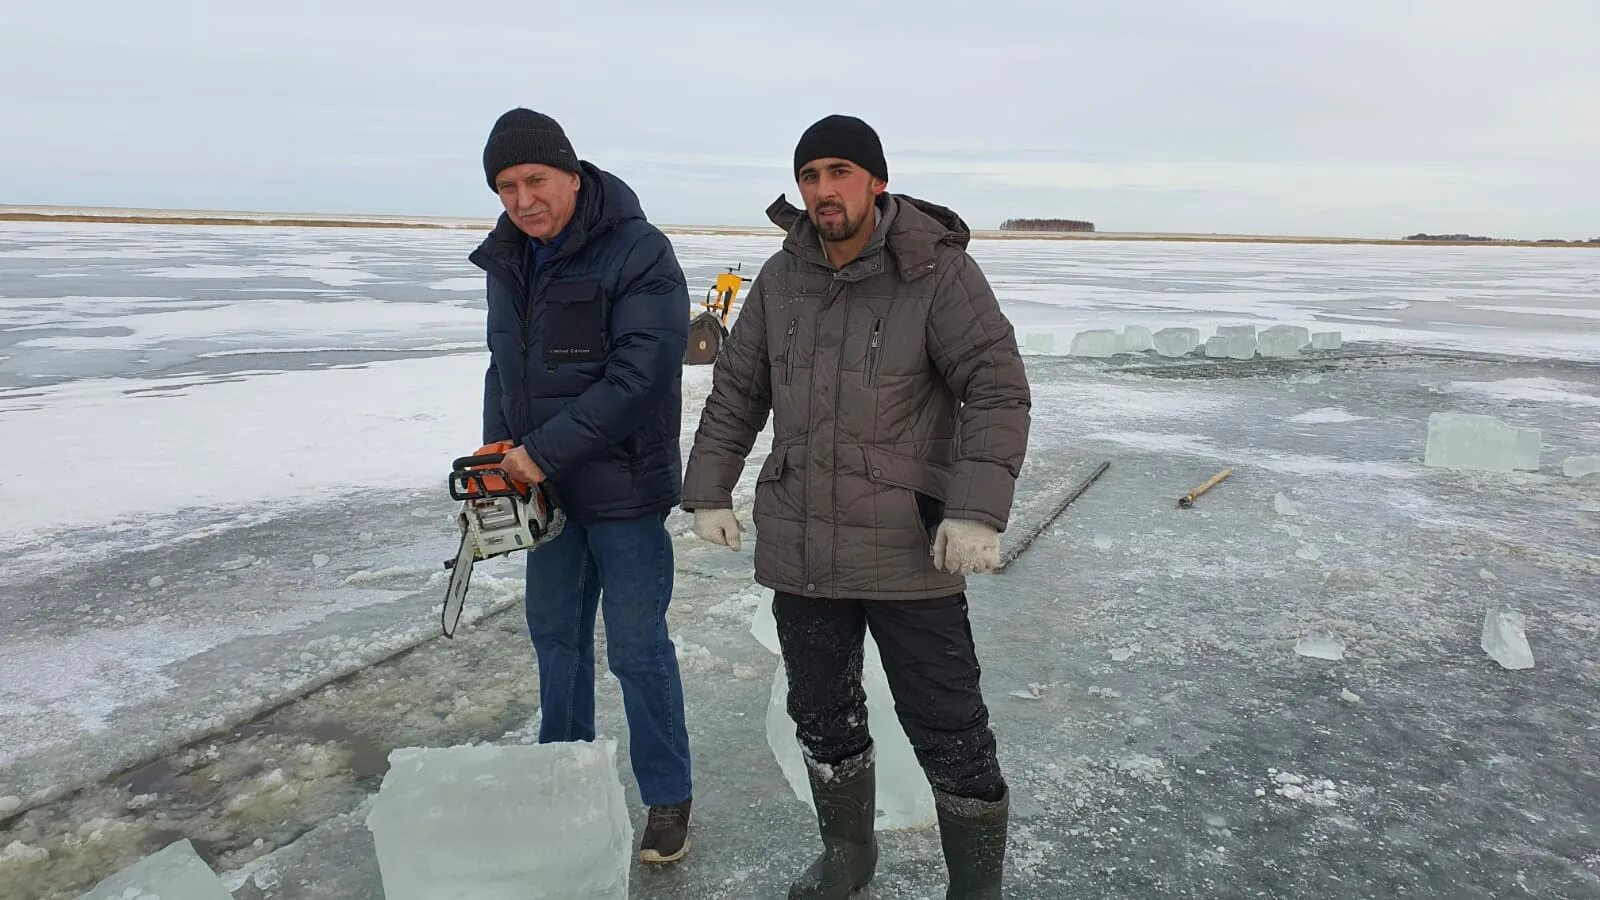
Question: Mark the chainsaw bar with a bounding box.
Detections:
[441,531,476,638]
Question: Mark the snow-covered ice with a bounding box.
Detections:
[74,838,232,899]
[1481,607,1534,670]
[365,743,632,900]
[1424,412,1542,472]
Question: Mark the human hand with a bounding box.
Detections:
[499,444,545,485]
[693,508,743,551]
[932,518,1000,575]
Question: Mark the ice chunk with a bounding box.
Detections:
[1122,325,1154,353]
[1294,628,1344,660]
[1023,331,1055,354]
[1093,534,1113,551]
[1217,324,1257,338]
[1220,333,1257,359]
[1424,413,1542,473]
[751,592,781,655]
[0,795,19,816]
[1070,329,1121,358]
[1203,336,1229,358]
[312,553,331,568]
[1153,327,1200,357]
[366,743,632,899]
[1311,331,1343,350]
[1564,455,1600,479]
[1259,325,1308,358]
[766,640,935,830]
[1339,688,1362,704]
[1273,492,1299,516]
[1481,606,1534,670]
[1296,544,1323,561]
[75,838,231,899]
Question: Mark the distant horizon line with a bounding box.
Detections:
[2,203,1597,250]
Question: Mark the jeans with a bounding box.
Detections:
[772,590,1005,801]
[524,511,692,806]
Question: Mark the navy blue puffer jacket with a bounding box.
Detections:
[469,163,689,522]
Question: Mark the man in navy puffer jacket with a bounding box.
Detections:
[469,108,694,864]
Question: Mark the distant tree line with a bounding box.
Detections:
[999,218,1095,232]
[1405,232,1600,244]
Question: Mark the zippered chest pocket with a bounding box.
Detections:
[541,280,604,364]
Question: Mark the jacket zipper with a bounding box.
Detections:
[866,318,884,386]
[782,317,799,384]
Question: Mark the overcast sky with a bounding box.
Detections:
[4,0,1597,238]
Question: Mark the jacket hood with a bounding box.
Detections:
[473,162,645,272]
[765,192,971,278]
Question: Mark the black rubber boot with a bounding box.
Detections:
[788,749,879,899]
[935,785,1009,900]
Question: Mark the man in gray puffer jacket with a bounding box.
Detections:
[682,115,1031,899]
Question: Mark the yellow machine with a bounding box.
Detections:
[685,264,747,364]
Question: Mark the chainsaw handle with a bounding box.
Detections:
[453,453,506,470]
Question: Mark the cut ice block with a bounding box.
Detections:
[1294,628,1345,660]
[366,743,632,900]
[1217,324,1257,338]
[766,647,935,830]
[1153,327,1200,357]
[1424,412,1541,473]
[1481,606,1533,670]
[75,839,232,900]
[1565,455,1600,478]
[1204,336,1229,358]
[1273,492,1298,516]
[1122,325,1154,353]
[1070,329,1121,358]
[1311,331,1342,350]
[1259,325,1308,358]
[1024,331,1055,354]
[1221,334,1257,359]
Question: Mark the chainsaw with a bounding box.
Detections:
[440,441,564,638]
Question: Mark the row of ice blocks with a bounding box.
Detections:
[1052,324,1341,358]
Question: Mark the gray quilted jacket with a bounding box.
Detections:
[682,192,1031,600]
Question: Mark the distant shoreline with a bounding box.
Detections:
[2,205,1596,249]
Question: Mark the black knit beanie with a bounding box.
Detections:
[482,108,580,190]
[793,115,888,182]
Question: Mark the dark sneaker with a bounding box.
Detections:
[639,799,692,864]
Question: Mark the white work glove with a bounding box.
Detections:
[693,508,743,551]
[932,518,1000,576]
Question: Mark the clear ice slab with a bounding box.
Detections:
[1294,628,1345,660]
[1424,412,1541,473]
[365,742,632,900]
[1122,325,1154,352]
[1153,327,1201,357]
[1204,336,1229,358]
[1564,455,1600,478]
[76,839,232,900]
[1070,329,1122,357]
[1259,325,1309,358]
[1312,331,1343,350]
[757,597,935,829]
[1481,606,1534,670]
[1024,331,1056,354]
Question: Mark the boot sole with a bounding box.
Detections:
[638,839,689,865]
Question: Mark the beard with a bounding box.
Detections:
[811,202,864,242]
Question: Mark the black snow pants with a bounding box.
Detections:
[772,590,1005,802]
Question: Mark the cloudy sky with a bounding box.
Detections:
[4,0,1596,238]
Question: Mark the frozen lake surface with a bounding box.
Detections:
[1,223,1597,898]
